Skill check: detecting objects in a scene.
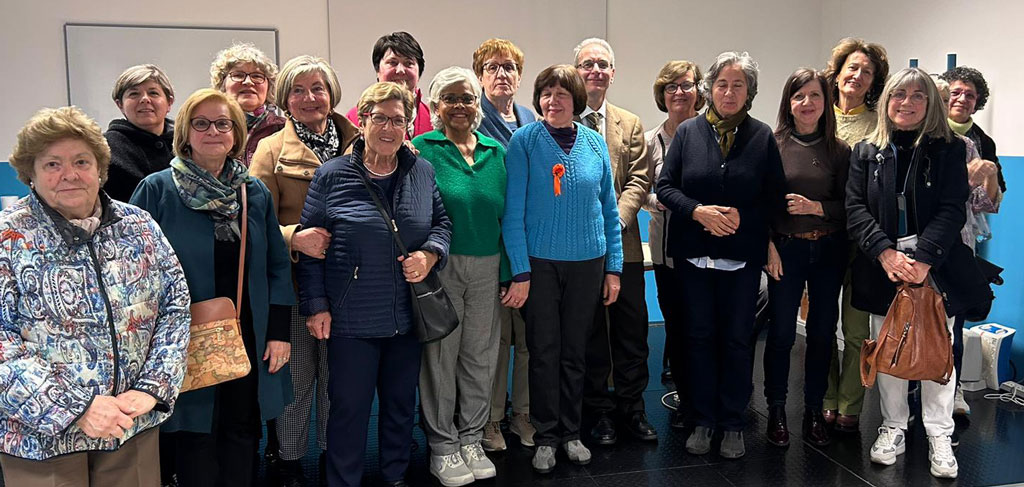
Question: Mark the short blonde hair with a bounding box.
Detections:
[356,82,416,124]
[276,55,342,114]
[210,42,279,105]
[868,68,952,148]
[9,106,111,185]
[427,67,484,132]
[472,38,525,77]
[653,60,705,113]
[111,64,174,103]
[173,89,247,160]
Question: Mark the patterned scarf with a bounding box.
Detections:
[947,117,974,137]
[246,104,271,131]
[705,106,748,158]
[170,157,249,241]
[291,115,340,163]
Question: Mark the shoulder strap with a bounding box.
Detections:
[356,168,411,258]
[236,184,248,319]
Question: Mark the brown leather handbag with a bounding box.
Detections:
[860,282,954,388]
[180,185,251,392]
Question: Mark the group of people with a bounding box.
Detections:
[0,29,1002,487]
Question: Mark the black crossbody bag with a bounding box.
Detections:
[356,169,459,343]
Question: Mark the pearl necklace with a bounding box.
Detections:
[365,163,397,177]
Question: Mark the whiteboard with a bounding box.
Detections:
[65,23,278,130]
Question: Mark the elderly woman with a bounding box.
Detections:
[298,81,451,487]
[643,60,703,430]
[502,65,622,473]
[0,107,190,486]
[847,68,990,479]
[130,89,295,487]
[939,66,1004,194]
[210,42,286,166]
[103,64,176,202]
[249,54,359,484]
[656,52,785,459]
[346,32,433,138]
[411,66,507,486]
[471,37,538,452]
[821,37,890,433]
[762,68,851,448]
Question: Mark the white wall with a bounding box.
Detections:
[1,0,1021,157]
[0,0,331,155]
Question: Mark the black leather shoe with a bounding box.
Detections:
[590,413,617,445]
[803,409,831,446]
[670,409,687,430]
[766,405,790,447]
[626,411,659,441]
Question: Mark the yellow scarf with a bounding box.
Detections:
[706,106,747,158]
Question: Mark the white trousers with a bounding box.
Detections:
[869,313,956,437]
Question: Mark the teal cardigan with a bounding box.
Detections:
[130,166,296,433]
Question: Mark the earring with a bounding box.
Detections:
[29,181,34,189]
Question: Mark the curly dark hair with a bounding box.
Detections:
[939,66,990,111]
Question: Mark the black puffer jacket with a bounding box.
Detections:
[846,134,992,317]
[103,118,175,202]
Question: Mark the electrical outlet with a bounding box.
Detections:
[1000,381,1024,395]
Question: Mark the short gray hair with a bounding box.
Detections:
[573,37,615,67]
[700,51,759,111]
[427,66,484,132]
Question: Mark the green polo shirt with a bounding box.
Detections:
[413,130,510,280]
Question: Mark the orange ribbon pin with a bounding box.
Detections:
[552,163,565,196]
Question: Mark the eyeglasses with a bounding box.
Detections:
[949,90,977,102]
[227,71,267,84]
[891,90,928,104]
[483,62,518,75]
[665,82,695,94]
[190,118,235,133]
[577,59,612,71]
[440,94,477,106]
[362,112,409,128]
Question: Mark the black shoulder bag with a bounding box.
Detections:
[356,169,459,343]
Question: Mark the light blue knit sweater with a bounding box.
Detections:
[501,121,623,276]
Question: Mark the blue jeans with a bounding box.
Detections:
[764,234,847,410]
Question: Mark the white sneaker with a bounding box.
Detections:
[870,426,906,465]
[460,443,496,479]
[429,452,475,486]
[928,435,959,478]
[953,387,971,416]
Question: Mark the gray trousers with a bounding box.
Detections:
[275,305,329,459]
[420,253,502,454]
[489,305,530,420]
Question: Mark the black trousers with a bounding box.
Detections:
[678,262,761,432]
[163,369,262,487]
[326,332,421,486]
[583,261,650,417]
[764,235,846,410]
[524,257,604,447]
[656,263,690,415]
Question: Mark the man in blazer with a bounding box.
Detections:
[574,37,655,445]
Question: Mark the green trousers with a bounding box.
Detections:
[822,260,870,415]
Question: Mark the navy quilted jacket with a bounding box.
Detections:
[297,139,451,338]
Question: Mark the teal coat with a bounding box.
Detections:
[130,166,295,433]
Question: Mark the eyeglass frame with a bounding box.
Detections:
[190,118,236,133]
[227,71,268,85]
[482,62,519,75]
[439,94,478,106]
[664,82,696,94]
[577,59,613,72]
[890,90,928,104]
[361,112,409,129]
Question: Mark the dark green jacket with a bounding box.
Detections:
[130,166,295,433]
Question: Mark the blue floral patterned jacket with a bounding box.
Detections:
[0,192,191,460]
